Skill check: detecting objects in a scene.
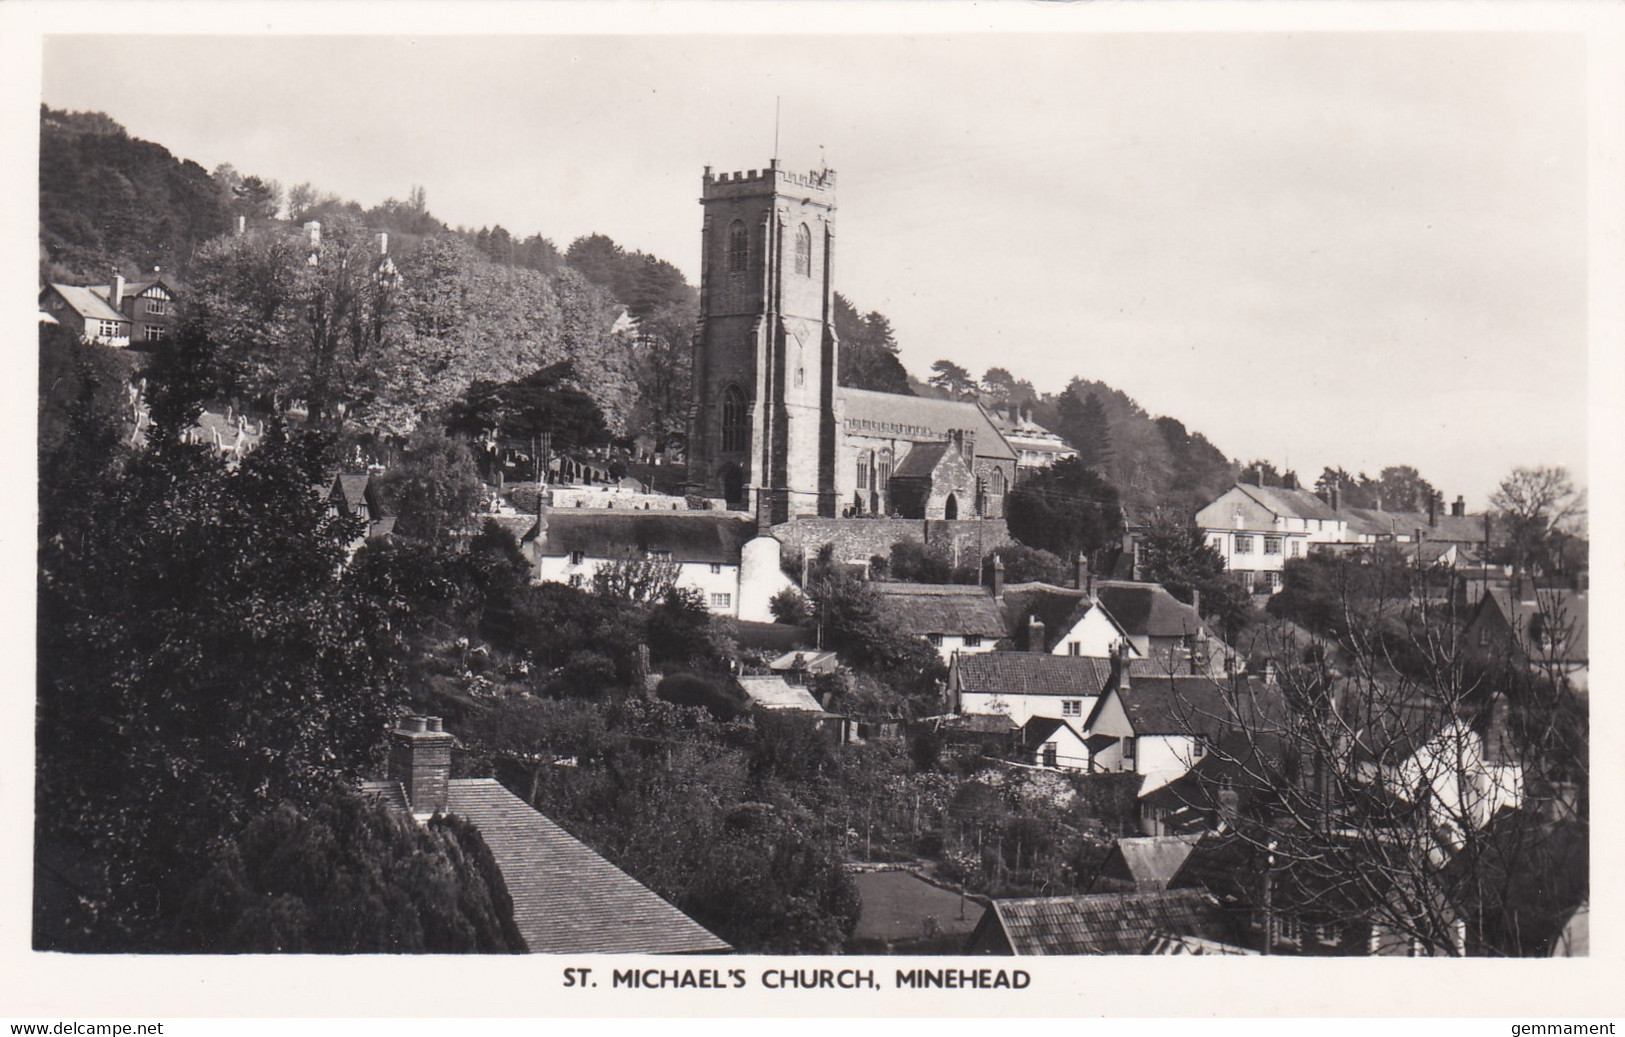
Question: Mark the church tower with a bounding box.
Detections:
[686,160,839,522]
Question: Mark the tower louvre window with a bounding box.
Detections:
[721,385,748,453]
[727,220,749,273]
[795,223,812,276]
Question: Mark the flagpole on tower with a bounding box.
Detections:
[774,95,781,162]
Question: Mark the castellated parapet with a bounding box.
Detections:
[702,159,837,204]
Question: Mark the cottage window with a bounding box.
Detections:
[710,563,723,575]
[568,574,584,588]
[1067,642,1081,657]
[1061,699,1082,717]
[1121,736,1136,768]
[962,635,982,649]
[721,385,748,453]
[710,592,732,610]
[98,320,121,339]
[927,633,944,648]
[146,298,170,315]
[727,220,749,273]
[1042,744,1058,768]
[1234,535,1254,554]
[794,223,812,276]
[570,550,585,566]
[145,325,166,342]
[1264,535,1282,555]
[1290,540,1302,558]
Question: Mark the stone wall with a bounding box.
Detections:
[548,485,729,512]
[771,516,1011,567]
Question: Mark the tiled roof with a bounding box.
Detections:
[738,674,826,712]
[46,284,128,323]
[528,511,755,565]
[838,387,1016,461]
[978,889,1234,955]
[441,779,730,954]
[954,653,1114,698]
[1094,581,1210,641]
[1233,483,1342,522]
[875,582,1007,638]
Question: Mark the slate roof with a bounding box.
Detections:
[975,889,1235,955]
[45,284,128,323]
[837,387,1016,461]
[1093,581,1210,641]
[891,440,952,480]
[1018,715,1082,748]
[954,653,1115,698]
[526,511,755,565]
[1091,674,1281,738]
[767,650,840,674]
[875,582,1007,638]
[1343,507,1487,545]
[364,778,731,954]
[1233,483,1342,522]
[333,473,371,510]
[738,674,826,712]
[1479,586,1588,663]
[1095,835,1203,892]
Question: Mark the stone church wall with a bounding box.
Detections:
[771,516,1012,567]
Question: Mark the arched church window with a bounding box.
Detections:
[721,385,748,453]
[991,468,1006,495]
[727,220,749,273]
[795,223,812,276]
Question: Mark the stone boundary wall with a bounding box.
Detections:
[772,517,1011,565]
[548,485,730,512]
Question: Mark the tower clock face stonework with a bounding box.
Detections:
[688,161,840,522]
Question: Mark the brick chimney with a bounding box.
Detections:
[1027,615,1046,653]
[111,274,126,311]
[990,553,1004,598]
[1330,480,1341,513]
[1107,641,1124,691]
[1075,552,1089,592]
[388,715,453,818]
[234,214,246,236]
[1452,495,1466,518]
[1427,493,1439,527]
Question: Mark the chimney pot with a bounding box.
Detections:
[389,715,454,816]
[111,274,126,310]
[1028,615,1047,653]
[1453,495,1466,518]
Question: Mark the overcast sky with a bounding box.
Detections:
[40,31,1588,506]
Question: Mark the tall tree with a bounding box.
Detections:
[37,419,401,948]
[1490,465,1587,578]
[834,292,912,394]
[1371,465,1438,514]
[1004,457,1124,562]
[926,359,977,399]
